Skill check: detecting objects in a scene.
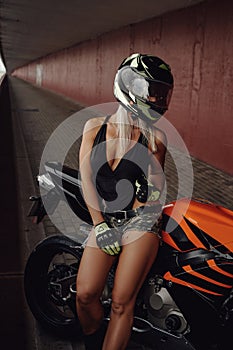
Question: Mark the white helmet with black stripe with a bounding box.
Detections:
[114,53,174,123]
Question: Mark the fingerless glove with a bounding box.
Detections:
[94,222,121,256]
[135,174,160,203]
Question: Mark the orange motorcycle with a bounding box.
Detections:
[25,161,233,350]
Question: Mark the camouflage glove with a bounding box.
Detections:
[94,222,121,256]
[135,174,160,203]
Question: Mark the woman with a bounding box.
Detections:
[76,53,174,349]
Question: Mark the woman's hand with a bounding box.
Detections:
[94,222,121,256]
[135,174,160,203]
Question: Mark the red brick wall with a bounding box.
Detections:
[13,0,233,175]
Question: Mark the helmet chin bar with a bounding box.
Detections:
[135,98,163,124]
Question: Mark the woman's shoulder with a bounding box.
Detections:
[83,116,106,134]
[152,126,167,147]
[145,125,167,154]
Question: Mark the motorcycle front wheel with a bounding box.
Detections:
[24,234,83,337]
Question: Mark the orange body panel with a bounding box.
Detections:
[162,199,233,296]
[182,265,232,288]
[207,259,233,278]
[162,198,233,252]
[163,271,223,296]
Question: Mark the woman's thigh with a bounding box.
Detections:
[77,229,116,296]
[112,232,160,304]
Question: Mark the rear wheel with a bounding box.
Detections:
[24,235,83,337]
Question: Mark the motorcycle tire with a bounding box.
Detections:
[24,234,83,337]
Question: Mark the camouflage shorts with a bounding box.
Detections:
[103,211,162,238]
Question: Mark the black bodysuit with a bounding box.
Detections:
[90,116,151,213]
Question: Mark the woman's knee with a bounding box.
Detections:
[111,293,135,316]
[76,284,100,306]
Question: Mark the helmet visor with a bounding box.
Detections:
[147,81,173,110]
[120,67,173,111]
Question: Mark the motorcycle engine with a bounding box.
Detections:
[144,276,188,334]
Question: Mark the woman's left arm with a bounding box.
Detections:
[134,128,167,206]
[148,128,167,195]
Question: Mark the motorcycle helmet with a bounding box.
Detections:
[114,53,174,123]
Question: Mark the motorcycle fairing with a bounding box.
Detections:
[164,266,232,297]
[162,198,233,253]
[161,198,233,297]
[44,162,93,225]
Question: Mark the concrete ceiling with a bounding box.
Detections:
[0,0,205,73]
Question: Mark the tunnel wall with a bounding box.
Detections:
[13,0,233,175]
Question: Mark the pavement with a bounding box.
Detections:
[5,76,233,350]
[0,77,34,350]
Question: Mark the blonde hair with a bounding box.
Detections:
[114,105,157,154]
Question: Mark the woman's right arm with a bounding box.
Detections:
[79,118,105,226]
